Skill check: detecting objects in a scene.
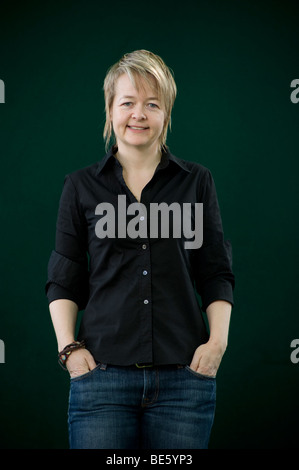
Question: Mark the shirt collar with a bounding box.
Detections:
[96,146,191,175]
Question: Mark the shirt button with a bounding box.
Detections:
[143,270,148,276]
[140,216,145,221]
[142,244,147,250]
[144,299,149,304]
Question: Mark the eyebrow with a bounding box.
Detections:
[118,95,159,101]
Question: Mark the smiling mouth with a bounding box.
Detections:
[127,125,149,130]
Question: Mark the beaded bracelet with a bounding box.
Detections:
[58,340,85,370]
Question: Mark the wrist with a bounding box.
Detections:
[207,337,227,354]
[57,337,76,353]
[58,340,85,370]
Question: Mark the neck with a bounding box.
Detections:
[115,143,161,172]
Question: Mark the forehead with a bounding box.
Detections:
[114,73,159,99]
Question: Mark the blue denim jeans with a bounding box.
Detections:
[68,364,216,449]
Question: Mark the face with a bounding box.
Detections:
[110,73,165,153]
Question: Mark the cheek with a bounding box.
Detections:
[157,115,165,132]
[113,109,130,125]
[111,113,125,130]
[157,110,166,126]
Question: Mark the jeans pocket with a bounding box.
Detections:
[184,365,216,380]
[70,362,103,382]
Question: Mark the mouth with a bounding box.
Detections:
[127,125,149,131]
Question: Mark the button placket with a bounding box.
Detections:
[138,238,153,363]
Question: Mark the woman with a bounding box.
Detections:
[46,49,235,449]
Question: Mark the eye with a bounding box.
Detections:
[147,103,159,109]
[121,102,133,107]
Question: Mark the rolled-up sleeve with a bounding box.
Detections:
[45,175,89,311]
[193,169,235,312]
[45,250,89,310]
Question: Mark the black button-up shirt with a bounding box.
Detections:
[45,146,235,366]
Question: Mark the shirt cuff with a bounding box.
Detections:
[45,250,89,310]
[201,279,234,312]
[46,283,79,306]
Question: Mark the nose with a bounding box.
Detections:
[131,105,146,121]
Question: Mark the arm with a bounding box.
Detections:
[190,300,231,376]
[49,299,97,378]
[47,175,94,377]
[190,169,234,376]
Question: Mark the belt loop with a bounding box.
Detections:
[99,363,107,370]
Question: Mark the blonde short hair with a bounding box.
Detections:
[103,50,177,151]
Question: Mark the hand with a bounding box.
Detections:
[189,341,227,377]
[66,348,98,378]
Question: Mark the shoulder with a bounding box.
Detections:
[66,161,99,181]
[61,161,101,192]
[168,150,212,179]
[63,150,114,186]
[181,158,211,175]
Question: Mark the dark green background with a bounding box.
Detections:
[0,0,298,449]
